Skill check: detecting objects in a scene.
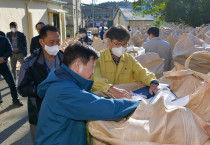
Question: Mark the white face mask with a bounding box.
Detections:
[44,44,60,56]
[79,33,86,38]
[11,28,17,33]
[111,46,126,57]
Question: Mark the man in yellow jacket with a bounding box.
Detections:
[92,25,159,98]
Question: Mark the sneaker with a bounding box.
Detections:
[0,75,3,81]
[13,99,23,106]
[0,101,3,108]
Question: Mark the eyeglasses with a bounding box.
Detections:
[111,40,128,47]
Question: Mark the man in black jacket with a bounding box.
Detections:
[6,22,27,80]
[0,36,23,106]
[30,22,45,54]
[78,28,93,45]
[18,25,63,144]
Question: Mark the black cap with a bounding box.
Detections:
[79,28,87,32]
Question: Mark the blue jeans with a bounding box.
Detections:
[0,62,18,102]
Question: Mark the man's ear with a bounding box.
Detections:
[72,59,82,73]
[39,39,44,48]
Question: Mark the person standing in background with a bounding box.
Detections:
[142,27,173,71]
[78,28,93,45]
[0,35,23,106]
[30,22,45,54]
[6,22,27,80]
[100,26,105,40]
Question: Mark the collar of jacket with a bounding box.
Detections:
[151,37,161,41]
[8,31,20,36]
[61,64,94,92]
[104,48,125,62]
[34,49,63,65]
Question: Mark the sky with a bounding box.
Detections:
[81,0,135,5]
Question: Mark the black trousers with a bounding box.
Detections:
[0,62,18,102]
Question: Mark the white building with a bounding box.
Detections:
[0,0,67,52]
[113,6,154,29]
[64,0,82,38]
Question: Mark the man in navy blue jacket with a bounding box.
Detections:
[0,36,23,106]
[6,22,27,80]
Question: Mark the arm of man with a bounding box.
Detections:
[21,33,27,56]
[169,45,173,70]
[18,61,38,97]
[131,55,159,94]
[30,37,35,54]
[39,82,140,121]
[91,59,113,92]
[0,37,12,63]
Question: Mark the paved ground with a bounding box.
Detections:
[0,77,33,145]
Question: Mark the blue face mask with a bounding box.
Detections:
[11,28,17,33]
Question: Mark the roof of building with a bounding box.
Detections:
[113,6,154,21]
[39,0,67,4]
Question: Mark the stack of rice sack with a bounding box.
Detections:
[88,51,210,145]
[128,30,146,47]
[173,29,210,73]
[91,37,109,52]
[135,52,164,79]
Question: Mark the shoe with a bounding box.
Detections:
[13,99,23,106]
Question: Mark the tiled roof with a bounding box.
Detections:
[114,6,154,21]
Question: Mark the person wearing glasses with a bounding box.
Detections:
[91,25,159,99]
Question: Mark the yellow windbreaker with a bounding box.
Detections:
[92,48,157,92]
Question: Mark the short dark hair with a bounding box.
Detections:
[10,22,17,27]
[0,31,5,36]
[63,42,99,66]
[36,22,45,29]
[106,25,130,42]
[39,25,59,39]
[147,27,159,37]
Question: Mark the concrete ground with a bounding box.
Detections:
[0,77,33,145]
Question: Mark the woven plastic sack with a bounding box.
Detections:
[163,51,210,120]
[173,33,210,73]
[128,30,145,47]
[88,97,210,145]
[136,52,164,78]
[91,38,109,52]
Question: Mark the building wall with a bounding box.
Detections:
[0,0,29,47]
[0,0,66,53]
[113,10,128,27]
[129,21,154,29]
[64,0,81,38]
[113,10,154,29]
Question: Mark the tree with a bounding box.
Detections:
[132,0,210,27]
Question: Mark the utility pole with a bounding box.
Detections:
[92,0,95,27]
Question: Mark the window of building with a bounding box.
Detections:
[74,9,76,18]
[53,13,60,30]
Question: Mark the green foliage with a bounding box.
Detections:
[154,19,164,26]
[132,0,210,27]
